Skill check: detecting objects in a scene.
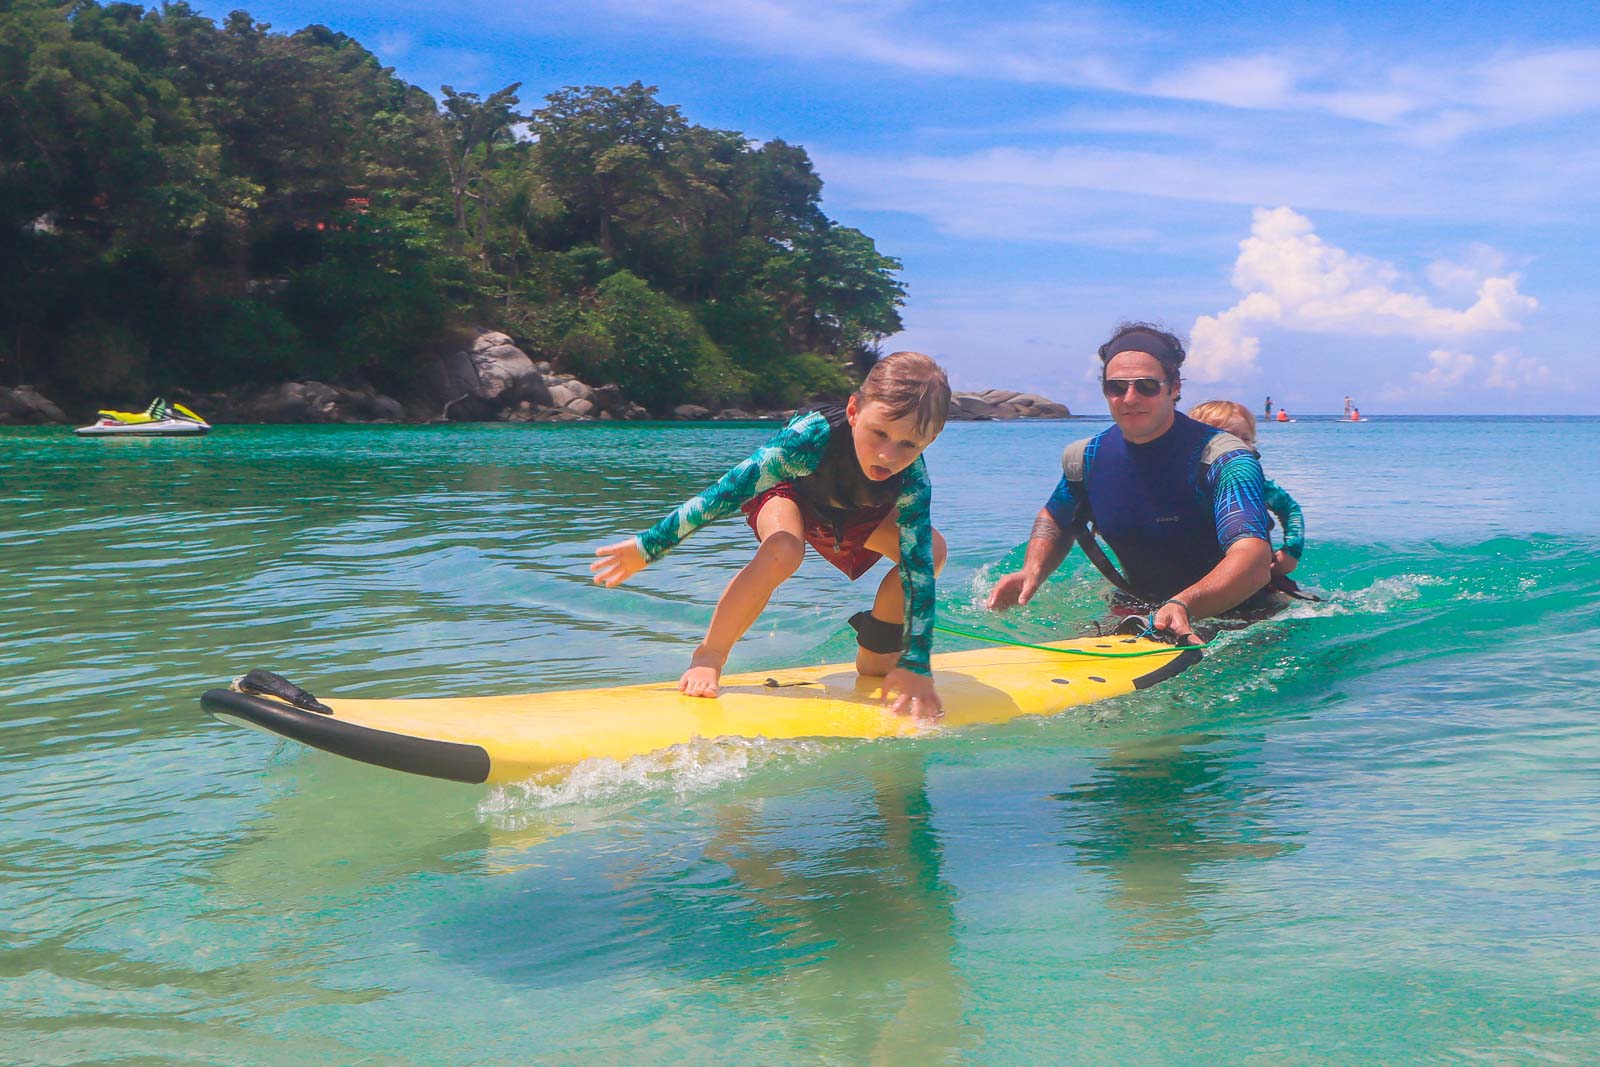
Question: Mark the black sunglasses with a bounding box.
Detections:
[1101,377,1165,399]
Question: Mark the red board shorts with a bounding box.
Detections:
[741,483,895,580]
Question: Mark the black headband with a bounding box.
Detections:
[1099,330,1183,366]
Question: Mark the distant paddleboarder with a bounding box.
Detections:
[1264,396,1273,418]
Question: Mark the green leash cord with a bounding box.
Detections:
[932,622,1211,658]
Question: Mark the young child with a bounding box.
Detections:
[1187,400,1303,581]
[591,352,952,718]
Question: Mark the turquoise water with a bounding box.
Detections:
[3,416,1598,1064]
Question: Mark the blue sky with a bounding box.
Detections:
[222,0,1599,414]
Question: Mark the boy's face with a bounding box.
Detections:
[846,395,938,480]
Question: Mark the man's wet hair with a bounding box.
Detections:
[1097,322,1186,386]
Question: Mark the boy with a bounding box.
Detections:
[591,352,951,719]
[1187,400,1303,581]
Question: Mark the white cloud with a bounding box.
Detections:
[374,31,415,59]
[550,3,1600,144]
[1484,350,1554,390]
[622,0,1170,86]
[1413,349,1479,389]
[1425,243,1510,298]
[1186,207,1538,382]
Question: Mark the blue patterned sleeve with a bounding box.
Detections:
[635,411,830,562]
[1207,449,1272,550]
[1263,479,1305,559]
[893,457,936,676]
[1043,475,1079,530]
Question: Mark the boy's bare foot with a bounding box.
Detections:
[679,651,726,698]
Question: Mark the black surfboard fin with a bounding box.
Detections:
[234,670,333,715]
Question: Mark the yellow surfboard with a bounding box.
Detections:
[200,636,1201,784]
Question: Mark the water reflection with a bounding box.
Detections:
[694,751,973,1063]
[436,750,975,1062]
[1054,733,1298,946]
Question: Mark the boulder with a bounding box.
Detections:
[236,381,404,423]
[472,331,515,352]
[0,385,67,425]
[951,395,1000,420]
[673,404,712,420]
[546,379,595,410]
[715,408,756,420]
[949,390,1070,420]
[418,331,550,420]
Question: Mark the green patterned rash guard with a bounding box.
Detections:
[1264,478,1305,560]
[635,410,939,675]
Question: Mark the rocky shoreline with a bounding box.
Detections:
[0,331,1071,426]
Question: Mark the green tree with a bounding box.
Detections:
[584,271,749,410]
[434,83,524,243]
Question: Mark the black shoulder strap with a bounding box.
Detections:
[1066,498,1143,599]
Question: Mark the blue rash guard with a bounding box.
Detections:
[1042,412,1272,602]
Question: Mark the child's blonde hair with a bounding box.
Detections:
[858,351,951,438]
[1188,400,1256,442]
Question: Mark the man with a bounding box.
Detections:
[987,323,1274,643]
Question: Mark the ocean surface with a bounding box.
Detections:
[3,415,1597,1064]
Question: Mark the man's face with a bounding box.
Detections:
[1102,351,1178,443]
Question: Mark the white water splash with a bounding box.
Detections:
[1303,573,1448,616]
[477,735,831,829]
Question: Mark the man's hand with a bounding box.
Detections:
[987,570,1042,612]
[884,668,943,720]
[590,538,648,587]
[1153,600,1202,645]
[1270,549,1298,578]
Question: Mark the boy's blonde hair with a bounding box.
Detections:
[1188,399,1256,441]
[857,351,951,438]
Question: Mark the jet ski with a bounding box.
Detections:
[75,398,211,437]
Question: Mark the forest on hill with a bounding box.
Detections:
[1,0,907,414]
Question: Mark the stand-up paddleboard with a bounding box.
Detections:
[201,636,1202,784]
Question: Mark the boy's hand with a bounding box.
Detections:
[986,570,1040,612]
[883,668,943,720]
[591,538,648,587]
[1270,549,1298,577]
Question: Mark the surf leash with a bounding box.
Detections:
[932,621,1211,658]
